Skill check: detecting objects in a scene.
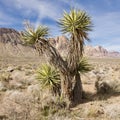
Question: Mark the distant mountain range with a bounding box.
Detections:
[0,28,37,57]
[49,36,120,58]
[0,28,120,58]
[84,45,120,58]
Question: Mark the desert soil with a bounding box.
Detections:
[0,56,120,120]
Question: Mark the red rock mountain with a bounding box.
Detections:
[0,28,120,58]
[49,36,120,58]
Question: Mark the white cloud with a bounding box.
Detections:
[1,0,66,30]
[3,0,63,21]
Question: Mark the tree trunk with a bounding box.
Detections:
[71,72,83,106]
[35,39,83,108]
[60,71,83,108]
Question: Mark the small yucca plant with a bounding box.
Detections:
[21,21,49,45]
[78,58,93,73]
[36,64,61,95]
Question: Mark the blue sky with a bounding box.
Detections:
[0,0,120,51]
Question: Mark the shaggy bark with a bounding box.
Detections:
[66,34,84,107]
[35,39,68,73]
[71,72,83,106]
[60,72,83,107]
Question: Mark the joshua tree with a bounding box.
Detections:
[58,9,92,106]
[21,9,92,107]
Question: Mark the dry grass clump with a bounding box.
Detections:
[0,91,41,120]
[85,102,104,118]
[95,75,120,94]
[0,72,12,91]
[0,88,69,120]
[0,72,12,82]
[39,97,67,119]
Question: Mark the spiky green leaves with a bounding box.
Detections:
[21,23,49,45]
[36,64,60,95]
[78,58,93,73]
[58,9,92,35]
[59,9,93,70]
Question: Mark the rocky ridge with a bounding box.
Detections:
[49,36,120,58]
[84,45,120,57]
[0,28,37,57]
[0,28,120,58]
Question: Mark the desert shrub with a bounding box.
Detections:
[1,92,42,120]
[110,80,120,93]
[86,105,104,118]
[39,96,67,120]
[95,75,111,94]
[36,64,61,95]
[0,72,12,82]
[95,77,120,94]
[95,80,111,94]
[15,65,22,71]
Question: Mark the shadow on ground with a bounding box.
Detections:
[82,91,120,103]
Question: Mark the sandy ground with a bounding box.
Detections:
[0,56,120,120]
